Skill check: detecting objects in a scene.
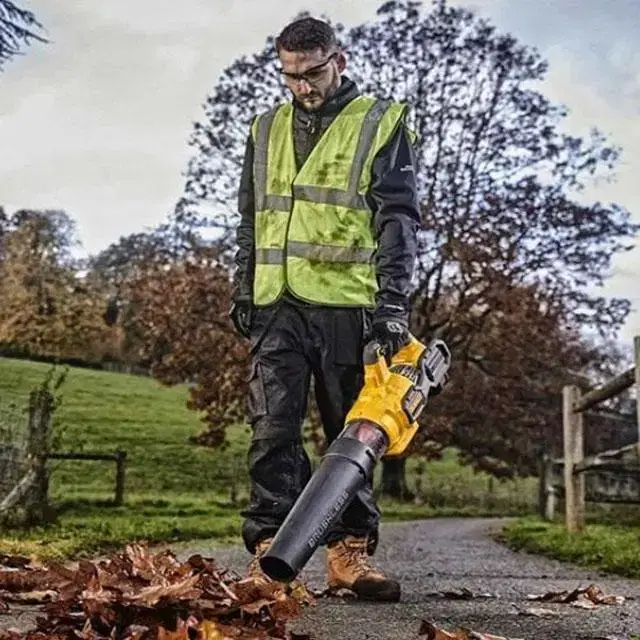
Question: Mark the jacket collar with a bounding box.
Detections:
[293,75,359,122]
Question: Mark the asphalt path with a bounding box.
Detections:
[2,518,639,639]
[172,517,640,640]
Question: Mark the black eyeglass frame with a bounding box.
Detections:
[279,52,338,84]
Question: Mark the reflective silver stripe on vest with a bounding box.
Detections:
[254,98,392,212]
[253,108,278,212]
[348,98,390,195]
[292,185,367,210]
[256,243,374,264]
[264,194,292,211]
[288,241,374,263]
[255,248,283,264]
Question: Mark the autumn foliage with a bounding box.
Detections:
[123,247,250,447]
[411,281,603,476]
[0,544,312,640]
[0,209,121,363]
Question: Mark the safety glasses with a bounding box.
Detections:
[279,52,338,85]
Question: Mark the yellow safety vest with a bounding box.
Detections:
[251,95,408,307]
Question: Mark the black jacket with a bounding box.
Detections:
[233,76,421,323]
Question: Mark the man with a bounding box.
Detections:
[230,16,420,602]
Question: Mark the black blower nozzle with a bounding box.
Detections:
[259,421,387,582]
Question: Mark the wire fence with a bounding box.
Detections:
[0,391,31,503]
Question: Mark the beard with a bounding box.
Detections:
[298,93,323,110]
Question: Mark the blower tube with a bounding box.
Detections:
[259,419,388,583]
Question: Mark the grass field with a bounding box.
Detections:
[0,355,620,568]
[499,510,640,579]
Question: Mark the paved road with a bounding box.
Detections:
[170,518,640,640]
[2,518,639,639]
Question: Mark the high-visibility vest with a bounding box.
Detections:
[251,95,408,307]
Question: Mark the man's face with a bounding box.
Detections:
[278,47,345,111]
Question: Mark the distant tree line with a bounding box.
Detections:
[2,0,638,490]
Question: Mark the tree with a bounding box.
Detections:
[0,0,46,69]
[122,245,249,447]
[0,209,118,361]
[171,1,637,479]
[87,231,173,292]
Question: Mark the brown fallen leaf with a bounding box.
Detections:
[418,621,461,639]
[418,621,525,640]
[526,587,576,603]
[271,591,302,621]
[158,620,190,640]
[287,580,315,605]
[0,570,54,593]
[239,597,277,615]
[526,584,625,608]
[0,589,57,604]
[571,598,598,610]
[197,620,225,640]
[128,574,203,606]
[582,584,625,606]
[121,624,150,640]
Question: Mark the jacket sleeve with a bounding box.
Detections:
[233,128,256,301]
[366,123,421,324]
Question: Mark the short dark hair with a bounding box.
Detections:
[275,17,338,54]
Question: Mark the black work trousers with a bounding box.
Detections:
[241,301,380,555]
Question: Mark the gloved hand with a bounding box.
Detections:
[229,297,252,339]
[371,318,410,362]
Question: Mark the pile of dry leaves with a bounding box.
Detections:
[0,545,314,640]
[0,547,629,640]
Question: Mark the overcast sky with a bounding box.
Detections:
[1,0,638,343]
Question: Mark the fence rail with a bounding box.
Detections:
[540,335,640,532]
[44,451,127,506]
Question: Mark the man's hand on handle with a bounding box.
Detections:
[370,302,411,362]
[230,297,252,339]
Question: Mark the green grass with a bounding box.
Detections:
[499,512,640,579]
[0,356,537,561]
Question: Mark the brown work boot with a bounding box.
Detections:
[326,535,401,602]
[244,538,314,604]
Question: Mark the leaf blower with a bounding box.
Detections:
[259,335,451,583]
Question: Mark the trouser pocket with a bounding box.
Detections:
[246,360,267,424]
[332,308,368,366]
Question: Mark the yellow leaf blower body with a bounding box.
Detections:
[259,336,451,583]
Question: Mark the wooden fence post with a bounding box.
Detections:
[26,387,54,523]
[634,335,640,443]
[563,385,585,532]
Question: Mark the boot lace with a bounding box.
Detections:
[336,538,375,578]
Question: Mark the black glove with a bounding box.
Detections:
[229,298,252,339]
[371,318,410,362]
